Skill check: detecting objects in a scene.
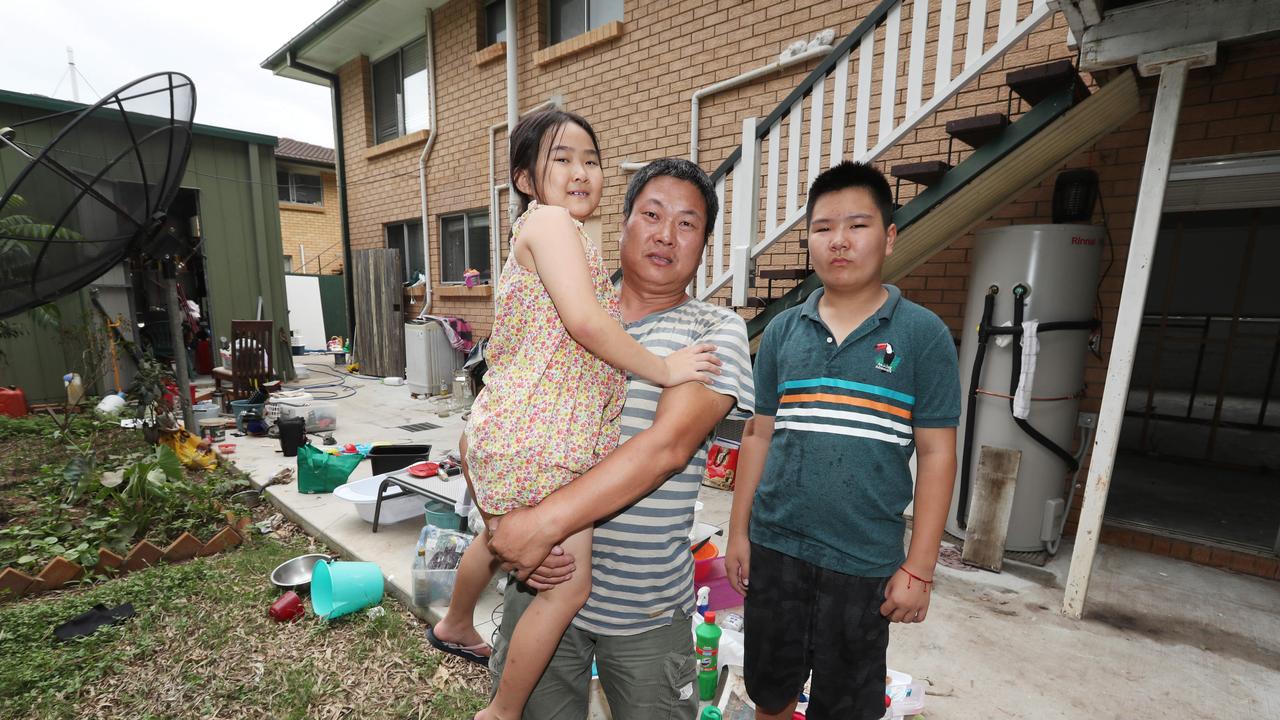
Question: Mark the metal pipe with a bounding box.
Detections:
[416,9,439,318]
[505,0,519,228]
[488,100,559,284]
[689,43,833,164]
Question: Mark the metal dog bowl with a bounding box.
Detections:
[270,553,331,593]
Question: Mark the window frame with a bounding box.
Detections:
[439,209,492,284]
[371,37,429,145]
[277,169,324,206]
[546,0,621,45]
[385,219,426,282]
[483,0,507,47]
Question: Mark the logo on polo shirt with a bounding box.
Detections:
[875,342,900,373]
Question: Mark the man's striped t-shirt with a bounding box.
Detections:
[573,297,754,636]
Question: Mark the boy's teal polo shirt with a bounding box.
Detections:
[750,285,960,577]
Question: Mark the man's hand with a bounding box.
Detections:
[724,532,750,596]
[878,567,932,623]
[487,508,572,583]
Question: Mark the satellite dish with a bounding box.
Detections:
[0,71,196,320]
[0,72,198,426]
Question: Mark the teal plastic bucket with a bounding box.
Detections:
[424,499,462,531]
[311,560,384,620]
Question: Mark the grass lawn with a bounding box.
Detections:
[0,533,489,719]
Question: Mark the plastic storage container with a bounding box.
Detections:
[279,401,338,433]
[368,444,433,476]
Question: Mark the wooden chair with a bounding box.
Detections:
[212,320,275,403]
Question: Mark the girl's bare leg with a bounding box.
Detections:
[474,527,592,720]
[431,435,497,655]
[430,526,499,655]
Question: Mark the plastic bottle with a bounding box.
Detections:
[695,611,722,701]
[63,373,84,406]
[696,586,711,616]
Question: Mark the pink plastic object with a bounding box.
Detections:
[218,443,237,454]
[694,557,744,611]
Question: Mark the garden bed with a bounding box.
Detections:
[0,413,254,596]
[0,533,489,719]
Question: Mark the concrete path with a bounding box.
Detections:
[224,357,1279,718]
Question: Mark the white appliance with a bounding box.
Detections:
[405,321,462,395]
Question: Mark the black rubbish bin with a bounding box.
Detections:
[277,417,307,457]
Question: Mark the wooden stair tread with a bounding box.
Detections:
[758,268,810,280]
[946,113,1010,149]
[891,160,952,187]
[1006,59,1090,106]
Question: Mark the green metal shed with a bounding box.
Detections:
[0,87,294,403]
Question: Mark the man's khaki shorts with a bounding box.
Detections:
[489,579,698,720]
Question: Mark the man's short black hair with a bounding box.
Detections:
[806,161,895,229]
[623,158,719,242]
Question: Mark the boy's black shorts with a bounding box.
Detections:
[743,543,890,720]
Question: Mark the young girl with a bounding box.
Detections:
[426,110,719,720]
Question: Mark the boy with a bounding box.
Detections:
[724,161,959,719]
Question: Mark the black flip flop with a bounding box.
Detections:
[54,602,136,642]
[426,625,491,667]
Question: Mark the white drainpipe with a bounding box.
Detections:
[488,97,561,283]
[505,0,520,228]
[689,42,833,165]
[416,9,438,317]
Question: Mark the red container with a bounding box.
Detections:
[269,591,304,622]
[194,339,214,375]
[0,386,28,418]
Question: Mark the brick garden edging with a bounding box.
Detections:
[0,515,251,600]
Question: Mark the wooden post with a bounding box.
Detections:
[1061,45,1214,619]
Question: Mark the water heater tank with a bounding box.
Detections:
[946,224,1103,552]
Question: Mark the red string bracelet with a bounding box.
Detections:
[900,566,933,590]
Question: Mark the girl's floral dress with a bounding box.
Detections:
[464,202,627,514]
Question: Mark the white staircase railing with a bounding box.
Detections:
[697,0,1053,306]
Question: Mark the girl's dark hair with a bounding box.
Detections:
[509,109,601,212]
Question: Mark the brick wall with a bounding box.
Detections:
[330,3,1280,568]
[278,167,344,274]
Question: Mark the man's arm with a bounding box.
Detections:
[879,426,957,622]
[724,414,774,596]
[487,381,735,579]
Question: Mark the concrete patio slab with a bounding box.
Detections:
[220,358,1279,717]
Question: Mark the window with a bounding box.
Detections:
[283,255,293,274]
[440,210,491,283]
[277,171,323,205]
[372,38,429,144]
[548,0,621,45]
[386,220,425,281]
[484,0,507,45]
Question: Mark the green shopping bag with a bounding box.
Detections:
[297,443,364,494]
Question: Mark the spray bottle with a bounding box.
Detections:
[695,610,722,701]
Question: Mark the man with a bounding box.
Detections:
[486,158,755,718]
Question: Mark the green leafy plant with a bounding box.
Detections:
[0,193,76,364]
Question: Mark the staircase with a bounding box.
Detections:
[692,0,1141,345]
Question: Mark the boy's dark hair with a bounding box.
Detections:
[805,161,895,229]
[509,109,601,212]
[622,158,719,243]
